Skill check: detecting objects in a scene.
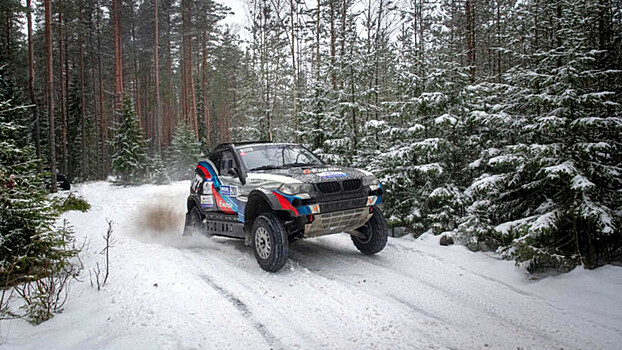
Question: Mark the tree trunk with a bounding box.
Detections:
[79,3,87,178]
[465,0,475,81]
[58,1,68,174]
[154,0,161,154]
[26,0,41,168]
[202,31,210,147]
[165,10,173,146]
[329,0,337,90]
[289,0,298,139]
[97,10,107,178]
[113,0,124,115]
[45,0,57,192]
[316,0,320,82]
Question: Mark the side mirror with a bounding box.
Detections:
[227,168,238,177]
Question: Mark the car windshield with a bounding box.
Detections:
[238,144,323,171]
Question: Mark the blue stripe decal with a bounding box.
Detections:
[198,161,221,189]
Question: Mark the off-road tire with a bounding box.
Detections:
[251,212,289,272]
[352,206,388,255]
[183,205,203,236]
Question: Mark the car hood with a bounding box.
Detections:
[247,165,374,184]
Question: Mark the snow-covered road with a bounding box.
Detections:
[2,181,621,350]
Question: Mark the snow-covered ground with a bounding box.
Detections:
[2,181,621,350]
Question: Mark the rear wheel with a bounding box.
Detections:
[252,212,288,272]
[183,205,203,236]
[351,206,388,255]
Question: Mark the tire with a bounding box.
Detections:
[351,206,388,255]
[183,205,203,236]
[251,212,289,272]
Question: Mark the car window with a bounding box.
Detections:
[239,145,323,171]
[219,151,236,175]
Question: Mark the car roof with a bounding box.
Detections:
[214,141,297,150]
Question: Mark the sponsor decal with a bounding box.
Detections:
[312,167,340,173]
[213,186,236,214]
[303,169,311,175]
[201,195,214,207]
[192,174,203,192]
[220,185,238,197]
[203,181,213,194]
[318,171,348,179]
[367,196,378,206]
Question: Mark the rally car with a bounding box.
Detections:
[183,142,388,272]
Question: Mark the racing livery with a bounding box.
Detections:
[183,142,388,272]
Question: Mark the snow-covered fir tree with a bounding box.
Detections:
[168,122,202,180]
[461,0,622,271]
[0,66,60,283]
[110,98,149,185]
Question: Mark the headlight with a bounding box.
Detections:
[278,183,313,195]
[362,174,377,187]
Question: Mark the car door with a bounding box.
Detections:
[214,149,241,215]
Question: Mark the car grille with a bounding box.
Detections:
[342,179,361,191]
[316,181,341,193]
[320,208,368,231]
[316,179,362,193]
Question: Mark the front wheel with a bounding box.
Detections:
[351,206,388,255]
[183,205,204,236]
[251,212,289,272]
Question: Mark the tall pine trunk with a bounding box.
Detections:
[26,0,41,168]
[45,0,57,192]
[58,1,68,174]
[113,0,124,116]
[154,0,161,154]
[79,3,87,178]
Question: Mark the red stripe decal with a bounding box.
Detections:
[197,164,211,179]
[213,184,235,214]
[273,192,299,216]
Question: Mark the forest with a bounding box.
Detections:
[1,0,621,280]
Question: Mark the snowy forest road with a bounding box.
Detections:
[2,182,621,350]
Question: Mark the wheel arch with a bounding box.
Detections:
[187,195,202,213]
[244,190,279,234]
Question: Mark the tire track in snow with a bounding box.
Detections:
[394,242,622,335]
[178,248,323,349]
[198,274,285,350]
[289,239,577,349]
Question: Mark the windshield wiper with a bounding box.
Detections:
[249,165,283,171]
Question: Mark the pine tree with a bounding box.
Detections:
[0,66,56,284]
[168,121,202,180]
[110,98,149,185]
[149,154,170,185]
[461,0,622,271]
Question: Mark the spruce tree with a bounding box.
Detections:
[149,154,170,185]
[110,98,149,185]
[0,66,55,283]
[461,0,622,271]
[168,121,202,180]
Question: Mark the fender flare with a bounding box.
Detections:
[244,189,295,231]
[187,195,202,213]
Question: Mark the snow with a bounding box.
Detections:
[412,163,443,174]
[571,174,595,190]
[543,160,576,177]
[433,114,457,125]
[2,181,622,350]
